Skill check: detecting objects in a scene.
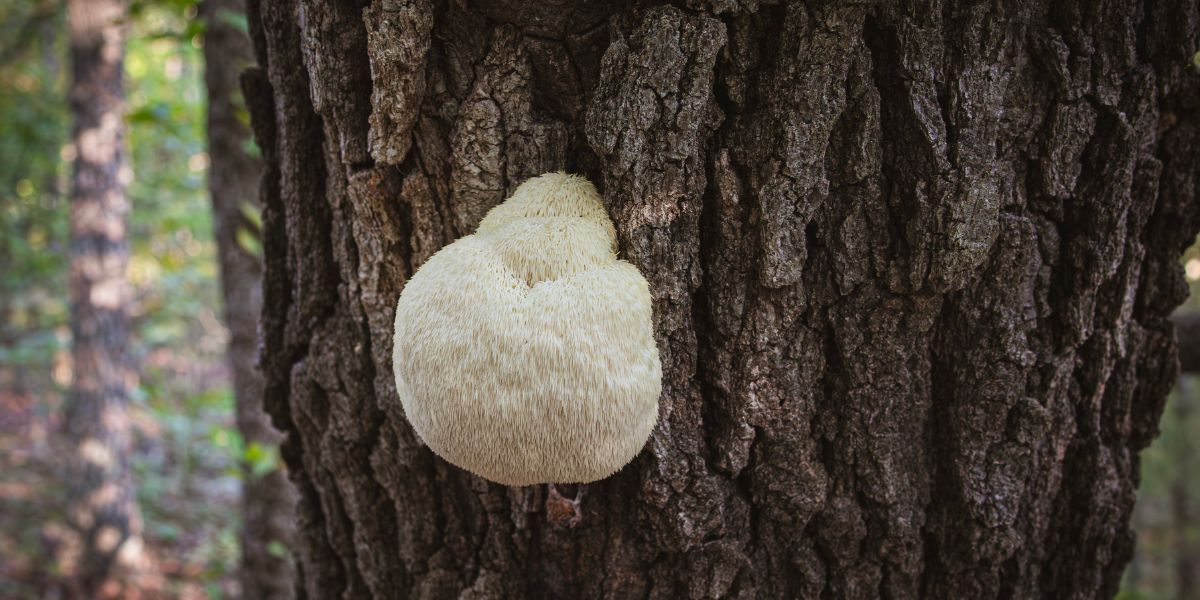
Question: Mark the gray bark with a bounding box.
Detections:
[201,0,298,597]
[245,1,1200,598]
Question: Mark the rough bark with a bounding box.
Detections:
[62,0,142,594]
[245,1,1200,598]
[201,0,298,597]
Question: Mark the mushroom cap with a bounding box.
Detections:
[392,172,662,485]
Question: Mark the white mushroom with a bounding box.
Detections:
[392,172,662,486]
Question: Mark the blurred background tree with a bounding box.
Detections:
[61,0,143,594]
[2,0,282,597]
[200,0,295,596]
[0,0,1195,598]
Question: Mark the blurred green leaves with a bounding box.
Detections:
[235,201,263,256]
[244,441,281,479]
[267,540,289,559]
[1,0,69,379]
[127,101,173,126]
[1,0,246,594]
[215,8,247,36]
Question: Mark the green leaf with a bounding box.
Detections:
[238,201,262,230]
[216,9,249,36]
[182,19,206,40]
[244,442,280,478]
[127,102,171,125]
[244,441,265,463]
[236,226,262,257]
[242,135,262,158]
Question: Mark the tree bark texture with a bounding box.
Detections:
[245,1,1200,598]
[63,0,142,593]
[202,0,298,598]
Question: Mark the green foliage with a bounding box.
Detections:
[244,441,281,479]
[267,540,289,559]
[216,8,248,36]
[0,1,70,375]
[0,0,273,595]
[1,0,219,371]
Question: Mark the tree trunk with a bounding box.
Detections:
[244,1,1200,598]
[202,0,299,598]
[62,0,142,594]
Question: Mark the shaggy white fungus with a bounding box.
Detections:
[392,172,662,486]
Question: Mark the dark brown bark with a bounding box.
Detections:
[246,1,1200,598]
[62,0,142,594]
[201,0,298,597]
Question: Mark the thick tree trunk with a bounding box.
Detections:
[245,1,1200,598]
[202,0,298,597]
[62,0,142,594]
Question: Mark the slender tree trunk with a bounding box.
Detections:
[62,0,142,594]
[245,1,1200,598]
[201,0,297,597]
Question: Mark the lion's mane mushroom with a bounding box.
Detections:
[392,172,662,486]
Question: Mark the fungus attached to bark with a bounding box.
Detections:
[392,172,662,486]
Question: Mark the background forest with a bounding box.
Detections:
[0,0,1197,598]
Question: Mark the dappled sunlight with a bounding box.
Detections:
[78,437,115,469]
[186,151,207,172]
[1,0,241,596]
[100,402,133,434]
[69,194,127,241]
[163,55,182,80]
[95,525,123,554]
[87,276,127,310]
[76,113,122,166]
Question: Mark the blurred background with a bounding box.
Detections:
[2,1,256,597]
[0,1,1196,598]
